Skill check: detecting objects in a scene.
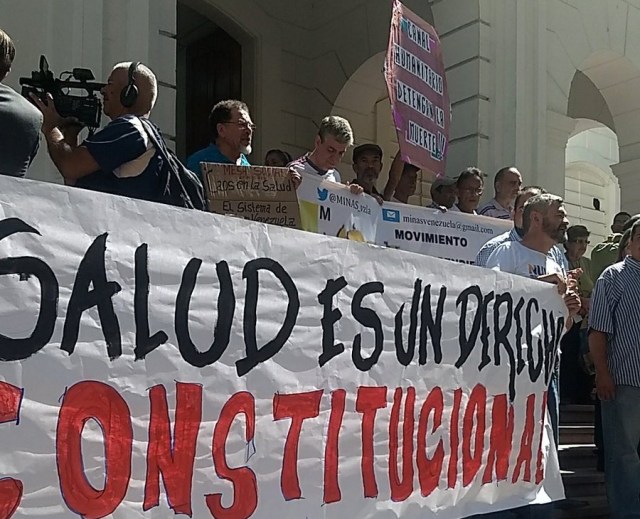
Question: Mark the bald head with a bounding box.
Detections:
[102,62,157,119]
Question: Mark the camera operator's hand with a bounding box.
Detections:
[30,92,64,133]
[58,117,85,147]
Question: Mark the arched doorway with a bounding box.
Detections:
[565,123,620,250]
[558,50,640,213]
[176,2,243,160]
[561,51,640,230]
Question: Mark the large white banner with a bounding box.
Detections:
[376,201,512,264]
[296,173,511,264]
[297,173,381,243]
[0,176,565,518]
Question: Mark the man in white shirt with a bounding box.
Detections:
[288,115,362,194]
[478,167,522,220]
[486,193,575,285]
[477,186,568,270]
[485,193,582,518]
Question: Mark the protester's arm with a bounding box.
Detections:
[538,273,567,295]
[382,153,403,201]
[563,289,581,329]
[288,167,302,189]
[588,276,616,400]
[590,330,614,400]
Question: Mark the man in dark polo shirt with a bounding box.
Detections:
[31,61,165,202]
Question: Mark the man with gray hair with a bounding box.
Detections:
[31,61,166,202]
[289,115,363,193]
[484,193,582,518]
[0,28,42,177]
[486,194,577,292]
[475,186,568,272]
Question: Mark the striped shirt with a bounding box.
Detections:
[589,256,640,387]
[288,154,341,183]
[478,198,513,220]
[475,227,568,274]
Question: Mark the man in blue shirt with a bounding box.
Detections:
[589,219,640,518]
[32,61,166,202]
[186,99,252,177]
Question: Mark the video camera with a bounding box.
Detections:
[20,55,105,132]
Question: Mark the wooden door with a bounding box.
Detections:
[185,27,242,156]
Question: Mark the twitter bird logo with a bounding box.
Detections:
[317,188,329,201]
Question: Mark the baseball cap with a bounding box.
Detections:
[352,143,383,162]
[431,177,456,191]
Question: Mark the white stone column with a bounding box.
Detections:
[429,0,485,177]
[544,110,576,197]
[611,159,640,213]
[101,0,176,140]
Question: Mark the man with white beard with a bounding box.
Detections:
[186,99,253,177]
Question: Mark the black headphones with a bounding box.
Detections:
[120,61,140,108]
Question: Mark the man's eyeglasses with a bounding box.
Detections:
[222,121,256,131]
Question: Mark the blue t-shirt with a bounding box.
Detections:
[77,115,162,202]
[186,143,250,178]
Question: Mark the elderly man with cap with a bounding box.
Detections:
[351,143,383,203]
[428,176,456,210]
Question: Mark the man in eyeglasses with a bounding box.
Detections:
[186,99,253,177]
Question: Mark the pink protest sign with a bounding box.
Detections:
[385,0,450,177]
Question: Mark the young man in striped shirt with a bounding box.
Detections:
[589,219,640,518]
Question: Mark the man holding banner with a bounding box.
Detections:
[476,186,568,273]
[289,115,363,195]
[485,194,582,517]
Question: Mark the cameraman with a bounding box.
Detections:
[0,29,42,177]
[32,61,165,202]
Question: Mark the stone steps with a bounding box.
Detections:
[559,424,595,445]
[555,404,608,519]
[558,444,597,470]
[552,495,609,519]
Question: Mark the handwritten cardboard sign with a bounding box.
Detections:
[202,164,300,229]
